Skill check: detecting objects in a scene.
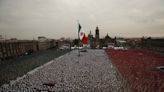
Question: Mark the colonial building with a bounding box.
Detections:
[140,37,164,53]
[87,27,100,48]
[87,26,118,49]
[88,31,95,48]
[99,34,116,47]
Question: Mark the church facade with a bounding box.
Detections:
[87,26,116,49]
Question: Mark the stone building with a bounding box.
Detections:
[38,36,55,50]
[141,37,164,53]
[99,34,116,47]
[0,40,38,61]
[87,26,116,48]
[87,26,118,49]
[87,31,93,48]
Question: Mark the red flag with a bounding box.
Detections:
[82,34,87,44]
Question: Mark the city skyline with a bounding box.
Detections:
[0,0,164,40]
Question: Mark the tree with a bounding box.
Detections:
[73,39,79,46]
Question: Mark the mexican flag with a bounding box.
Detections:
[82,33,87,44]
[78,23,81,33]
[78,24,85,40]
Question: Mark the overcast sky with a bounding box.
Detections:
[0,0,164,40]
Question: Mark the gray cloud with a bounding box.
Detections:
[0,0,164,39]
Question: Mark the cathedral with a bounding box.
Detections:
[87,26,116,49]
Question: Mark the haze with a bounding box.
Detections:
[0,0,164,40]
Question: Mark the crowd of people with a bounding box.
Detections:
[106,49,164,92]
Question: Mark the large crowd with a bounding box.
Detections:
[106,49,164,92]
[0,50,123,92]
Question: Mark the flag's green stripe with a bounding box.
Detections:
[78,24,81,33]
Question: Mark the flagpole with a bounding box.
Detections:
[77,20,80,56]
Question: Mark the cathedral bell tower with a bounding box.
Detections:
[95,26,100,47]
[95,26,99,41]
